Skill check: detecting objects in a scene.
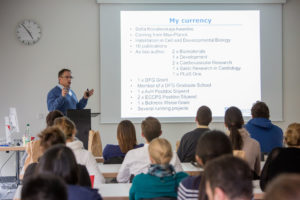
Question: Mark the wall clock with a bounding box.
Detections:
[16,20,41,45]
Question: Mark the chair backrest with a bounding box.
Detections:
[88,130,102,158]
[103,156,124,164]
[233,150,246,159]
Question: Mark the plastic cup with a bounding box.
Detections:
[90,175,95,188]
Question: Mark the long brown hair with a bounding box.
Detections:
[225,107,244,150]
[117,120,137,153]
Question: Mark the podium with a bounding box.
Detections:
[66,109,92,149]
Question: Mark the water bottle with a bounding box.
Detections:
[23,124,31,146]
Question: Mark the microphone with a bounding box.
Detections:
[86,89,90,97]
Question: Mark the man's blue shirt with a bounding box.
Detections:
[47,85,87,114]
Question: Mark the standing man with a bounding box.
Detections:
[47,69,94,115]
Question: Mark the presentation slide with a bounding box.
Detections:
[121,11,261,118]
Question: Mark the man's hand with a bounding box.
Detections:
[62,87,68,97]
[84,89,94,99]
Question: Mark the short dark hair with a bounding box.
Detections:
[251,101,270,119]
[196,106,212,126]
[225,106,244,150]
[37,144,78,185]
[46,110,64,127]
[264,174,300,200]
[58,69,71,78]
[21,174,67,200]
[196,130,233,200]
[196,130,232,165]
[141,117,161,142]
[38,126,66,152]
[204,155,253,200]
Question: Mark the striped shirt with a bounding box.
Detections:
[177,175,202,200]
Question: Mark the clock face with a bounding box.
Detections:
[16,20,41,45]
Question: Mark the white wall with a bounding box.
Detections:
[0,0,299,176]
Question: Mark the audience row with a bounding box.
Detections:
[20,101,300,200]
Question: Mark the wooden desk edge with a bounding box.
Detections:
[0,146,26,151]
[103,172,118,178]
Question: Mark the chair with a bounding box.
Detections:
[88,130,103,162]
[104,156,124,164]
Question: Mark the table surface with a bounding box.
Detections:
[14,181,263,200]
[0,146,25,151]
[98,162,204,178]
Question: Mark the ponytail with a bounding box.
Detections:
[225,106,245,150]
[229,126,243,150]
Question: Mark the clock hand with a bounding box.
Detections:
[21,24,33,40]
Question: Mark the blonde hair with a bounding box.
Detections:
[149,138,173,165]
[53,117,76,140]
[284,123,300,147]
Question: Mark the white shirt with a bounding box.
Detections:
[67,140,105,188]
[117,143,183,183]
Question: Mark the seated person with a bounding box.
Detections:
[177,106,211,162]
[129,138,188,200]
[225,106,261,177]
[117,117,183,183]
[245,101,283,153]
[260,122,300,191]
[21,174,68,200]
[264,174,300,200]
[103,120,143,164]
[204,155,253,200]
[54,117,105,187]
[46,110,64,127]
[21,110,64,172]
[177,130,233,200]
[23,126,91,187]
[36,144,102,200]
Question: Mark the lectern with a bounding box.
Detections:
[66,109,91,149]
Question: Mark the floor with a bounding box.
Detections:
[0,182,17,200]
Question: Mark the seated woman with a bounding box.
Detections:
[225,106,261,177]
[54,117,105,187]
[129,138,188,200]
[36,144,102,200]
[260,123,300,191]
[177,130,233,200]
[23,126,91,187]
[21,110,64,173]
[103,120,143,164]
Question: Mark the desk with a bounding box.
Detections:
[0,146,25,185]
[181,162,203,176]
[98,162,204,179]
[99,183,132,200]
[98,163,120,178]
[13,181,263,200]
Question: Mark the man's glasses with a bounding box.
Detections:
[60,76,73,79]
